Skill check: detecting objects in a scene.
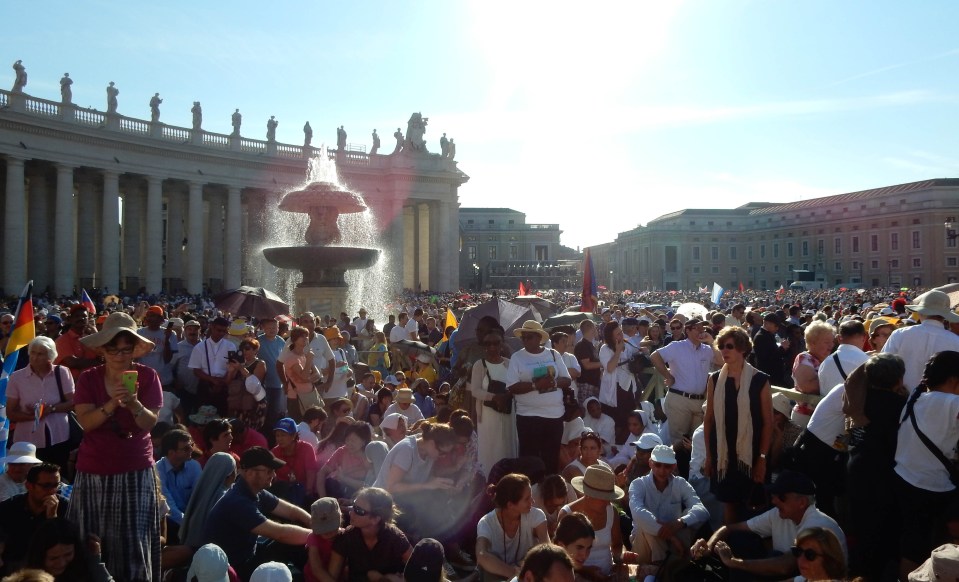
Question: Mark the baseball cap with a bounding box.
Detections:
[771,393,792,418]
[684,317,704,328]
[631,433,663,450]
[384,375,399,386]
[380,412,405,431]
[404,538,445,582]
[250,562,293,582]
[767,469,816,496]
[240,446,286,471]
[311,497,342,535]
[147,305,165,317]
[650,444,677,464]
[273,417,297,434]
[185,544,229,582]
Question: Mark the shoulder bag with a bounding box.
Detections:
[53,365,84,451]
[481,358,512,414]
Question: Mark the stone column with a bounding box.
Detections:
[436,200,452,292]
[3,156,27,294]
[101,171,121,295]
[447,200,459,290]
[144,176,163,293]
[187,182,204,294]
[206,192,224,291]
[224,186,242,290]
[388,200,405,293]
[75,172,98,290]
[27,166,52,291]
[166,184,184,292]
[121,180,142,292]
[402,205,415,291]
[54,164,76,296]
[417,203,430,292]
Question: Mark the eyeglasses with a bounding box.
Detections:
[104,347,134,356]
[670,326,682,330]
[719,343,737,350]
[349,505,370,517]
[33,481,61,491]
[790,546,822,561]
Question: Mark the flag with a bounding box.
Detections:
[580,248,598,313]
[80,288,96,314]
[518,281,528,296]
[711,283,725,305]
[738,282,745,293]
[0,281,35,470]
[442,308,458,341]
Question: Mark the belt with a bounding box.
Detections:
[668,388,705,400]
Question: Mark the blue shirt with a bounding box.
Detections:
[628,473,709,541]
[202,475,279,566]
[257,334,287,389]
[156,457,202,525]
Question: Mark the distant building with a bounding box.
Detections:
[459,208,580,291]
[588,179,959,291]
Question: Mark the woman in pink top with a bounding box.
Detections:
[317,422,374,499]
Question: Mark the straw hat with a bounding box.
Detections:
[906,290,959,323]
[571,465,624,501]
[513,320,549,343]
[395,388,414,404]
[80,312,155,358]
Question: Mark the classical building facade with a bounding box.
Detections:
[588,179,959,291]
[458,207,580,290]
[0,77,466,297]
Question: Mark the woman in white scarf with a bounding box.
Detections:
[703,326,773,525]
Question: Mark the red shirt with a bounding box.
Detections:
[230,427,268,456]
[54,330,99,380]
[273,440,318,484]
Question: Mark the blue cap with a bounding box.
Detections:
[273,417,297,434]
[46,315,62,324]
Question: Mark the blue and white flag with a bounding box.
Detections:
[711,282,725,305]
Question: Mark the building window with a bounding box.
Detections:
[535,246,548,261]
[774,265,780,272]
[748,246,753,260]
[711,266,719,274]
[773,243,779,259]
[852,236,859,253]
[787,242,794,257]
[467,219,474,224]
[834,238,842,255]
[835,262,842,271]
[488,219,494,224]
[912,231,921,249]
[731,266,738,274]
[760,245,766,259]
[913,258,921,268]
[948,257,958,267]
[891,233,899,251]
[760,266,766,273]
[871,260,879,269]
[890,259,899,268]
[509,246,518,259]
[802,241,809,257]
[488,246,497,259]
[692,246,700,261]
[692,266,701,274]
[711,246,719,261]
[870,234,878,252]
[852,261,859,269]
[467,246,476,260]
[729,247,737,260]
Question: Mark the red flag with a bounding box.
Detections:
[738,282,745,292]
[518,281,528,296]
[80,288,96,314]
[581,249,598,312]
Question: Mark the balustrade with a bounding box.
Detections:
[239,138,266,153]
[74,108,105,127]
[118,115,150,134]
[23,95,60,117]
[161,125,191,142]
[275,144,302,158]
[202,132,230,148]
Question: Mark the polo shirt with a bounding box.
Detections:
[746,504,847,557]
[882,319,959,392]
[256,334,287,389]
[653,339,715,395]
[203,475,279,567]
[0,493,70,572]
[156,457,202,525]
[332,523,411,582]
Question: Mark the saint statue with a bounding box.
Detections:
[336,125,347,150]
[266,116,278,141]
[149,93,162,123]
[392,128,404,154]
[304,121,313,147]
[440,132,449,157]
[11,60,26,93]
[231,109,242,136]
[191,101,203,131]
[106,82,119,114]
[449,139,456,160]
[402,112,429,152]
[370,129,380,155]
[60,73,72,104]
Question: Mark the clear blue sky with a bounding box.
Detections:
[2,1,957,250]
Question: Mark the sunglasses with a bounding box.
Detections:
[33,481,61,491]
[349,505,370,517]
[719,343,737,350]
[790,546,822,561]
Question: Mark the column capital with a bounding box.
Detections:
[3,154,27,164]
[146,175,164,187]
[55,162,76,171]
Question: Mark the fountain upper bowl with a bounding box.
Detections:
[278,181,367,214]
[263,246,380,271]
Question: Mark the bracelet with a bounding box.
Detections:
[100,406,114,417]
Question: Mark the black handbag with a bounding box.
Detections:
[481,359,513,414]
[53,365,84,450]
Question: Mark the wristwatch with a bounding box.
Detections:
[759,453,767,459]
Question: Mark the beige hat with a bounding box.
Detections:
[571,465,624,501]
[395,388,414,404]
[771,393,792,418]
[906,290,959,323]
[869,316,899,336]
[513,320,549,343]
[909,543,959,581]
[80,312,155,358]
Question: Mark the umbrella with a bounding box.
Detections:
[543,311,601,328]
[393,339,434,355]
[213,286,290,320]
[509,296,559,322]
[935,283,959,309]
[103,295,120,306]
[454,298,535,351]
[675,302,708,320]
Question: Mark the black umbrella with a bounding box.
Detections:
[393,339,435,355]
[213,286,290,320]
[543,311,601,328]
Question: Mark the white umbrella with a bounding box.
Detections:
[676,302,708,320]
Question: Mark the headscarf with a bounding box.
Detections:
[179,452,236,549]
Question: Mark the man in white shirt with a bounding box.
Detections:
[817,320,869,396]
[629,445,708,564]
[174,320,202,413]
[690,470,846,582]
[882,290,959,391]
[189,317,233,412]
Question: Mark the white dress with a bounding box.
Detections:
[470,357,517,477]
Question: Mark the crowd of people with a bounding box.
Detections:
[1,283,959,582]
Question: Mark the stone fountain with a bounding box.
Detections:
[263,156,380,314]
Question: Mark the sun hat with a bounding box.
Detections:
[188,405,221,426]
[513,320,549,343]
[404,538,446,582]
[273,417,297,434]
[869,317,899,336]
[631,433,663,450]
[240,447,286,471]
[311,497,342,535]
[79,312,155,357]
[571,465,624,501]
[323,327,341,341]
[909,543,959,581]
[228,318,248,336]
[1,442,41,465]
[650,444,677,465]
[185,543,229,582]
[380,412,405,431]
[395,388,414,404]
[906,290,959,323]
[771,393,793,418]
[250,561,293,582]
[562,417,586,445]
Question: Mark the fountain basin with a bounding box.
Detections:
[263,246,380,287]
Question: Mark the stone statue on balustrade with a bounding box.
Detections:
[232,109,242,136]
[192,102,203,130]
[402,112,429,152]
[370,129,380,155]
[106,82,119,114]
[150,93,162,123]
[267,116,278,141]
[304,121,313,147]
[336,125,347,151]
[60,73,73,104]
[392,128,404,154]
[11,60,27,92]
[439,133,449,157]
[449,139,456,160]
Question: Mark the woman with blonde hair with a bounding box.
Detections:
[792,527,847,582]
[792,321,836,396]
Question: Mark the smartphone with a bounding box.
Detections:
[121,370,138,394]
